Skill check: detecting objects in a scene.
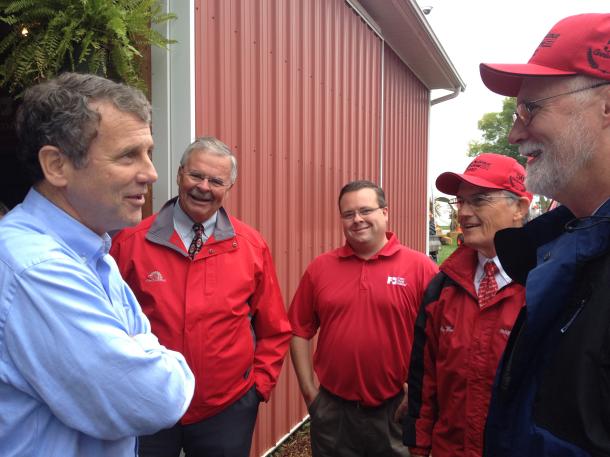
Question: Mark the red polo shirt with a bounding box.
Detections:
[289,233,438,406]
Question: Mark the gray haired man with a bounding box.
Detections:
[0,73,195,457]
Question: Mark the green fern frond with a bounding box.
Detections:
[0,0,177,96]
[0,32,18,55]
[3,0,40,15]
[0,14,19,25]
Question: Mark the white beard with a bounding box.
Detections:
[524,113,594,198]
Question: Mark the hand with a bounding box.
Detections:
[304,386,320,407]
[393,382,408,423]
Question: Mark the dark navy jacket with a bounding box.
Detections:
[484,201,610,457]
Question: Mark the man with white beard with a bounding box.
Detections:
[478,13,610,457]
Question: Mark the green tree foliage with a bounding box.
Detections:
[0,0,176,96]
[468,97,525,166]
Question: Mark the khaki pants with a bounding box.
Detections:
[309,388,410,457]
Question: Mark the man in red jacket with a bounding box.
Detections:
[289,180,439,457]
[110,136,292,457]
[403,153,531,457]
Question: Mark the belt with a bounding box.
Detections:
[320,386,400,412]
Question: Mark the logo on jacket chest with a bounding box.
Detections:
[440,325,454,333]
[499,327,511,337]
[145,270,166,282]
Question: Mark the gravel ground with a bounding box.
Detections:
[268,420,311,457]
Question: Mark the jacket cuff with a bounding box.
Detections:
[253,377,271,401]
[409,447,430,457]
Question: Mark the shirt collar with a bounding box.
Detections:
[476,251,511,284]
[26,188,109,262]
[338,232,400,258]
[173,199,218,240]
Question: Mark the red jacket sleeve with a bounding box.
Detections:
[404,273,445,456]
[250,242,292,401]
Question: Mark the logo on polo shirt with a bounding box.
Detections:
[387,276,406,286]
[440,325,454,333]
[145,271,166,282]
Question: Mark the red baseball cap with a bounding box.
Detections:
[436,153,533,201]
[480,13,610,96]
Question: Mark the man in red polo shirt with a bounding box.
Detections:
[289,180,438,457]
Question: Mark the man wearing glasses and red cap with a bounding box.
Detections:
[479,13,610,456]
[402,153,531,457]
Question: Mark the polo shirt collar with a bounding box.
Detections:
[338,232,400,258]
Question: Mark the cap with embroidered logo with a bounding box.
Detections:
[436,153,533,201]
[480,13,610,96]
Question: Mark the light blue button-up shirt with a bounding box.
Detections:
[0,189,195,457]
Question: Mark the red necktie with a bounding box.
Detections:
[478,261,498,308]
[188,223,205,259]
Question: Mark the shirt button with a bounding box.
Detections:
[232,242,237,248]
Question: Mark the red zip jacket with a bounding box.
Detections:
[404,245,524,457]
[110,199,291,423]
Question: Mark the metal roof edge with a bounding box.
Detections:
[357,0,466,93]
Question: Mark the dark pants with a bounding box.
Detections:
[309,387,410,457]
[138,386,260,457]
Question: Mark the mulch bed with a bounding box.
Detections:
[268,420,312,457]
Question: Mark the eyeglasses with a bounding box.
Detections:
[340,207,384,220]
[449,194,515,209]
[512,81,610,126]
[181,169,230,188]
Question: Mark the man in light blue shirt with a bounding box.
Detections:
[0,73,195,457]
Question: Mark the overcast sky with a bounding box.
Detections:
[417,0,607,197]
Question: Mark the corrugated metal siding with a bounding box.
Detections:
[382,45,430,253]
[195,0,382,455]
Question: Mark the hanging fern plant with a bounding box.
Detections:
[0,0,176,96]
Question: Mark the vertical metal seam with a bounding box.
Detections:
[344,0,384,185]
[343,0,382,38]
[379,39,385,187]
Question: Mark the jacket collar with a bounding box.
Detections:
[441,244,479,296]
[146,197,235,255]
[494,205,574,285]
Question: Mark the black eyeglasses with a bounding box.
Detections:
[449,194,515,209]
[181,169,230,188]
[512,81,610,127]
[340,207,384,220]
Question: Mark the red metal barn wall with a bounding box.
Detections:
[195,0,428,454]
[382,45,430,253]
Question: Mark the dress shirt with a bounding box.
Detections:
[173,200,217,249]
[474,253,512,294]
[0,188,195,457]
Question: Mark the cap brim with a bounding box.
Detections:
[435,172,504,195]
[479,63,577,96]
